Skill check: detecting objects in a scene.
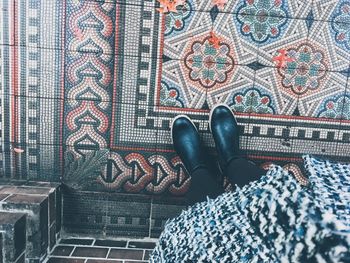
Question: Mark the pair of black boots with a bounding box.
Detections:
[171,104,264,204]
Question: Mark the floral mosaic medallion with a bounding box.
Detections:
[318,95,350,120]
[164,0,192,36]
[230,88,275,114]
[331,1,350,51]
[277,43,328,95]
[236,0,288,43]
[159,81,184,107]
[183,36,235,89]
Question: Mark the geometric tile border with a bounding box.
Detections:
[1,0,350,195]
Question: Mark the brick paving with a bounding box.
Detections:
[44,237,157,263]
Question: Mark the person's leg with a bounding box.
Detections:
[172,115,223,205]
[210,104,265,187]
[223,158,265,187]
[187,167,224,204]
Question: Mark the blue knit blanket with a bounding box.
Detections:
[150,155,350,262]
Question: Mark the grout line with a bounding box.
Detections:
[142,249,146,261]
[60,188,64,235]
[55,243,152,250]
[49,220,55,228]
[58,243,103,248]
[47,255,85,259]
[46,255,147,261]
[68,245,76,257]
[0,194,12,202]
[148,197,153,238]
[106,247,112,259]
[15,251,25,262]
[58,242,95,248]
[58,237,157,246]
[92,238,97,246]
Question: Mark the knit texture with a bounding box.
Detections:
[150,155,350,263]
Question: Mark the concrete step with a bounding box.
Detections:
[0,183,61,263]
[0,211,26,263]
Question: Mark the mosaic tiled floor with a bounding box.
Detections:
[44,237,156,263]
[0,0,350,196]
[62,191,187,238]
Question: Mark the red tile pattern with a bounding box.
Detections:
[1,0,349,196]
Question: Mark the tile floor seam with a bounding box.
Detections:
[55,240,158,244]
[108,247,145,251]
[69,245,76,257]
[148,198,153,238]
[47,255,86,259]
[49,255,130,260]
[106,247,112,258]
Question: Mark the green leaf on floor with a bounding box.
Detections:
[63,149,109,190]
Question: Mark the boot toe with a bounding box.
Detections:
[211,105,237,128]
[172,116,197,142]
[172,116,193,131]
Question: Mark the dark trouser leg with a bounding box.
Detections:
[223,158,265,187]
[186,167,224,205]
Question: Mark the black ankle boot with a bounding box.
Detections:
[171,115,207,174]
[209,104,240,169]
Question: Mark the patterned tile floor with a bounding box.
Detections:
[1,0,350,256]
[1,0,350,238]
[60,0,350,195]
[1,0,350,196]
[44,237,157,263]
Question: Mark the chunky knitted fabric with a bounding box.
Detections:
[150,155,350,263]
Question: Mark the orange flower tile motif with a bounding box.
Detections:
[164,0,192,36]
[277,43,328,95]
[183,35,234,89]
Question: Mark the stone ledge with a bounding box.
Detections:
[0,182,62,262]
[0,211,27,262]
